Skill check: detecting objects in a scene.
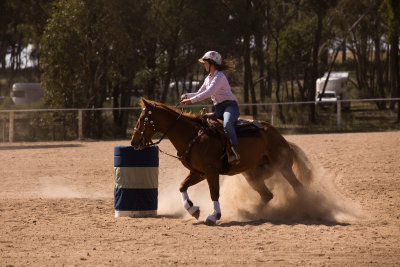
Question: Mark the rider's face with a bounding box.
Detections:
[203,61,210,72]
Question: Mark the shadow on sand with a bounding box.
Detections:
[191,218,350,227]
[217,219,350,227]
[0,144,83,150]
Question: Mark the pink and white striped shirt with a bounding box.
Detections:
[186,70,237,105]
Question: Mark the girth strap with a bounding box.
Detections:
[177,124,225,176]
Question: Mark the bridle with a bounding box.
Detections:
[133,102,183,153]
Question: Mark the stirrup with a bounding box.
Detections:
[228,146,240,164]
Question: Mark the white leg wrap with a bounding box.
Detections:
[183,199,192,210]
[181,191,189,201]
[213,201,221,213]
[182,192,199,216]
[206,201,221,225]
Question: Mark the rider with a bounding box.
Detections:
[180,51,240,164]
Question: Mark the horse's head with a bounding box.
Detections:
[131,98,158,150]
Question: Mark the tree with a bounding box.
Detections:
[41,0,148,138]
[381,0,400,120]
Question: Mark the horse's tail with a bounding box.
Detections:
[289,142,314,184]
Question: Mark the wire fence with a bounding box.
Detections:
[0,98,399,142]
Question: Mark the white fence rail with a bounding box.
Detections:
[1,98,399,142]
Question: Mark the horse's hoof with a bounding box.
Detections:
[192,209,200,220]
[187,205,200,219]
[205,218,216,226]
[205,213,220,226]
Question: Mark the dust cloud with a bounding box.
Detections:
[219,163,362,223]
[158,161,362,224]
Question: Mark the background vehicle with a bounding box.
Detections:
[169,81,200,92]
[315,90,339,108]
[316,72,350,109]
[11,83,43,105]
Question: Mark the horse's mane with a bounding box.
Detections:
[140,99,203,124]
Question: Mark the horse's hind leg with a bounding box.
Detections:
[280,167,303,194]
[179,172,205,219]
[243,162,274,204]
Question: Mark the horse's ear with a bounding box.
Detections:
[140,98,149,108]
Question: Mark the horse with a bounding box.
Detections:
[131,98,313,225]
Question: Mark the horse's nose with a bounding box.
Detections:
[130,136,142,150]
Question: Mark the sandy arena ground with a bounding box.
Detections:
[0,131,399,266]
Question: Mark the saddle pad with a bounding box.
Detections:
[235,124,261,137]
[235,119,264,129]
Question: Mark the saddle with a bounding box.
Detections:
[201,113,264,174]
[202,112,264,138]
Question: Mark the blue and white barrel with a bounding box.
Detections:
[114,146,159,217]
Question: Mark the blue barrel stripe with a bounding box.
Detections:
[114,146,159,167]
[114,188,158,211]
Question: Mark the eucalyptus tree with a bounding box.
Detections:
[41,0,149,138]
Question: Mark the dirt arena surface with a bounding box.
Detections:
[1,131,399,266]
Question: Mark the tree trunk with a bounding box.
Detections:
[309,12,323,123]
[161,48,175,103]
[374,35,386,110]
[255,29,266,103]
[274,36,281,103]
[243,61,250,115]
[146,42,157,100]
[342,38,347,62]
[273,36,285,123]
[390,32,399,109]
[161,36,178,103]
[244,32,257,117]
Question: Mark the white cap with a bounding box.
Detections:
[198,51,222,65]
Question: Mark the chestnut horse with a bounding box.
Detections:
[131,98,313,225]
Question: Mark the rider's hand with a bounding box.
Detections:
[180,98,191,106]
[180,94,188,101]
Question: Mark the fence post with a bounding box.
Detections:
[337,101,341,131]
[9,111,14,142]
[78,109,83,140]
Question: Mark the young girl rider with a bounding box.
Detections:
[180,51,240,164]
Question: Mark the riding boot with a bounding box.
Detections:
[227,146,240,164]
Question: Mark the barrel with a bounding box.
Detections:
[114,146,159,217]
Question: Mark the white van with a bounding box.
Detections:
[11,83,44,105]
[316,72,350,109]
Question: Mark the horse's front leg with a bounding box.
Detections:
[205,171,221,226]
[179,172,205,219]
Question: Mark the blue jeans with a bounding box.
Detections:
[214,100,240,146]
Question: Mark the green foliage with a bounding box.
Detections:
[0,97,14,109]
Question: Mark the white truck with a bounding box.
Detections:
[315,72,350,109]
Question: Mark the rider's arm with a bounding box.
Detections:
[189,74,224,103]
[185,79,207,99]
